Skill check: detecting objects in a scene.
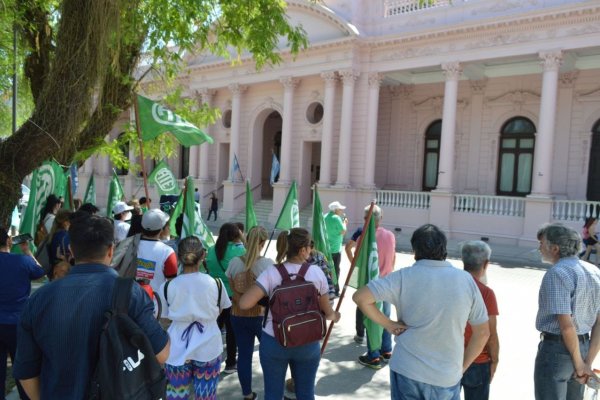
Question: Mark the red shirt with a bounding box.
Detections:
[464,276,499,364]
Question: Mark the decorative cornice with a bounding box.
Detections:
[539,50,563,72]
[442,62,462,81]
[485,90,540,111]
[280,77,301,90]
[469,79,488,94]
[228,83,247,96]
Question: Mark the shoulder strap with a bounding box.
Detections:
[275,263,291,282]
[214,277,223,308]
[112,277,133,314]
[297,262,311,279]
[163,279,172,307]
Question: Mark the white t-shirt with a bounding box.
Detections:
[114,220,130,244]
[43,213,55,233]
[255,262,329,337]
[158,272,231,366]
[135,239,178,293]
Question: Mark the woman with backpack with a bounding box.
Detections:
[206,222,246,374]
[225,226,275,400]
[158,236,231,400]
[239,228,341,400]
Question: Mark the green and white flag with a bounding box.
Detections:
[245,180,257,231]
[106,172,124,217]
[19,160,65,237]
[137,95,214,147]
[148,160,179,196]
[83,175,96,205]
[351,210,383,351]
[312,186,336,284]
[182,177,215,247]
[169,189,184,236]
[274,181,299,230]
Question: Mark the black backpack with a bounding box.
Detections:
[89,278,167,400]
[111,233,142,278]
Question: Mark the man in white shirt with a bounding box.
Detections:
[112,201,133,245]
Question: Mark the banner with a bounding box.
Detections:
[106,172,124,217]
[245,180,258,231]
[274,181,299,230]
[137,95,214,147]
[148,160,179,196]
[182,177,215,247]
[312,186,336,284]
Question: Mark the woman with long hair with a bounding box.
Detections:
[225,226,274,400]
[159,236,231,400]
[205,222,246,374]
[239,228,340,400]
[47,209,73,278]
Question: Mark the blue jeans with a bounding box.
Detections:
[0,323,29,400]
[534,339,588,400]
[366,301,392,360]
[391,370,460,400]
[259,333,320,400]
[231,315,263,397]
[461,362,490,400]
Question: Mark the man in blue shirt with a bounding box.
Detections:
[0,228,44,400]
[13,214,170,400]
[534,223,600,400]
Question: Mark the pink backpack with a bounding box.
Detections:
[269,263,326,348]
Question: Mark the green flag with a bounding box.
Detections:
[148,160,179,196]
[169,189,184,237]
[62,172,73,211]
[83,175,96,205]
[275,181,299,230]
[352,212,383,351]
[311,186,336,284]
[245,180,257,231]
[106,172,124,217]
[137,95,214,147]
[19,160,65,237]
[182,177,215,248]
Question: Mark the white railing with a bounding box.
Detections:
[384,0,451,17]
[453,194,525,217]
[376,190,431,209]
[552,200,600,222]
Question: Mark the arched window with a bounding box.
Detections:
[496,117,536,196]
[422,120,441,191]
[587,120,600,201]
[115,132,129,176]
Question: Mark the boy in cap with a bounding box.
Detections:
[112,201,134,245]
[325,201,347,296]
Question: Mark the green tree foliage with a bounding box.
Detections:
[0,0,309,224]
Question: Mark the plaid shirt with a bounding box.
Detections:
[536,256,600,334]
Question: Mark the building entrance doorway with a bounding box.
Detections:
[587,121,600,201]
[261,111,283,199]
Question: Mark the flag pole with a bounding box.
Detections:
[321,201,375,356]
[133,94,151,202]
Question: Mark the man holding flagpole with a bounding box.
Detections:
[325,201,347,297]
[353,224,490,400]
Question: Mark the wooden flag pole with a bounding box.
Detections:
[320,201,375,356]
[133,94,151,202]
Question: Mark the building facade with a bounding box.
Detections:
[80,0,600,246]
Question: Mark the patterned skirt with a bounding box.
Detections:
[165,355,222,400]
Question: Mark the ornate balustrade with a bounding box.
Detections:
[453,194,525,217]
[384,0,452,17]
[552,200,600,222]
[376,190,431,209]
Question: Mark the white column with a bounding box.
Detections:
[319,72,337,186]
[436,61,462,192]
[279,77,300,183]
[336,69,359,187]
[228,83,246,181]
[363,72,382,188]
[530,51,562,197]
[198,88,216,181]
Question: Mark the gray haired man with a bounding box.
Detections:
[460,241,499,400]
[534,223,600,400]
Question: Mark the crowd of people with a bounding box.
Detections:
[1,194,600,400]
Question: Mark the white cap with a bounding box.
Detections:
[141,209,170,231]
[112,201,133,216]
[328,201,346,211]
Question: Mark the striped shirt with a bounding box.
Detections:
[536,256,600,334]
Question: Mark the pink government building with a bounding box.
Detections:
[80,0,600,246]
